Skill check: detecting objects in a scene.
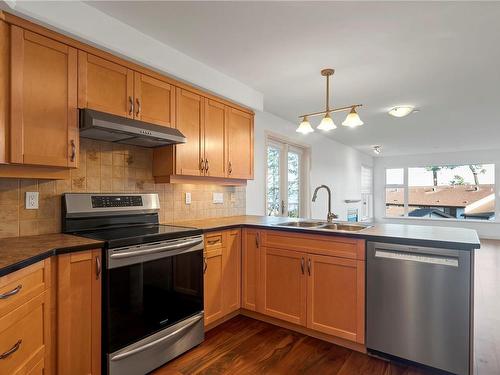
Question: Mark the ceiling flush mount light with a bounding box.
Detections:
[388,106,415,118]
[373,145,382,155]
[297,68,363,134]
[296,116,314,134]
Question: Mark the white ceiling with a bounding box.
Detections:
[86,1,500,156]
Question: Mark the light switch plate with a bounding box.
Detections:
[185,192,191,205]
[25,192,39,209]
[213,192,224,204]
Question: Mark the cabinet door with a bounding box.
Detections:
[222,230,241,315]
[57,249,101,375]
[307,254,365,344]
[259,247,307,326]
[78,52,134,118]
[226,108,253,179]
[175,89,204,176]
[203,99,226,178]
[11,27,78,167]
[204,247,224,325]
[134,73,175,127]
[242,229,261,311]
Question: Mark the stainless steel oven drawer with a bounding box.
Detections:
[108,312,204,375]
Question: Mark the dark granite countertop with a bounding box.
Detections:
[177,215,481,251]
[0,233,104,277]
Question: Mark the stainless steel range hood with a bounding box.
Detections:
[79,109,186,147]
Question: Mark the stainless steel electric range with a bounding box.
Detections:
[62,193,205,375]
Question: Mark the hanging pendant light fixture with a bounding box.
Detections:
[297,68,363,134]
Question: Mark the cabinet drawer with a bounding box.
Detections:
[205,233,224,250]
[263,230,365,260]
[0,260,50,318]
[0,292,48,375]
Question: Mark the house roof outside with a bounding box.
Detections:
[386,184,495,219]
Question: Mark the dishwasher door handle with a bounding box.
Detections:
[375,249,459,267]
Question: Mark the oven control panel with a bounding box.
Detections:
[91,195,143,208]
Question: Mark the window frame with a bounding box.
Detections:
[265,133,310,218]
[384,164,496,222]
[360,165,374,221]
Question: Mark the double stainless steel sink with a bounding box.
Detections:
[275,220,372,232]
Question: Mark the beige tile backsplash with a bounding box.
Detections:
[0,139,246,238]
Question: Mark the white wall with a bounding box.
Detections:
[374,149,500,239]
[247,111,373,220]
[1,0,263,111]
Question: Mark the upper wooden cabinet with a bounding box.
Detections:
[204,99,226,178]
[134,73,175,127]
[11,26,78,168]
[78,52,133,118]
[78,53,175,128]
[227,108,254,180]
[153,98,254,183]
[174,89,204,176]
[57,249,101,375]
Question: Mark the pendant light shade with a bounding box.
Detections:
[317,113,337,131]
[342,107,364,128]
[297,68,363,134]
[296,116,314,134]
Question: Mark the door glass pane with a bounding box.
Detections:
[267,145,281,216]
[287,151,300,218]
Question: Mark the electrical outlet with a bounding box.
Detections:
[185,192,191,205]
[213,192,224,204]
[25,192,39,209]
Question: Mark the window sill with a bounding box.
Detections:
[382,216,498,224]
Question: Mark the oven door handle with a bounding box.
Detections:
[110,314,203,361]
[110,238,203,260]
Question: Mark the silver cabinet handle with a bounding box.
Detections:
[307,258,311,276]
[129,96,134,116]
[301,257,305,275]
[255,232,260,248]
[0,285,22,299]
[0,340,22,360]
[70,140,76,162]
[205,158,209,173]
[136,98,141,116]
[96,256,101,279]
[110,314,203,361]
[203,256,208,274]
[200,159,205,172]
[228,161,232,175]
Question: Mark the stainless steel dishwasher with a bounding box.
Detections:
[367,241,474,375]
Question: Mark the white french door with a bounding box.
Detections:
[266,138,305,218]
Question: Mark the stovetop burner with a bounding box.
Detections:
[76,224,202,248]
[62,193,203,248]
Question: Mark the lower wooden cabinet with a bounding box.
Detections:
[256,231,366,344]
[258,247,306,326]
[204,230,241,326]
[241,229,261,311]
[307,254,365,344]
[57,249,101,375]
[0,260,51,375]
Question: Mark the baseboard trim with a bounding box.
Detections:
[208,309,367,353]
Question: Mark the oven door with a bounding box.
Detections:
[105,235,204,356]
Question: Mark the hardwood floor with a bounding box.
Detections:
[153,315,432,375]
[154,239,500,375]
